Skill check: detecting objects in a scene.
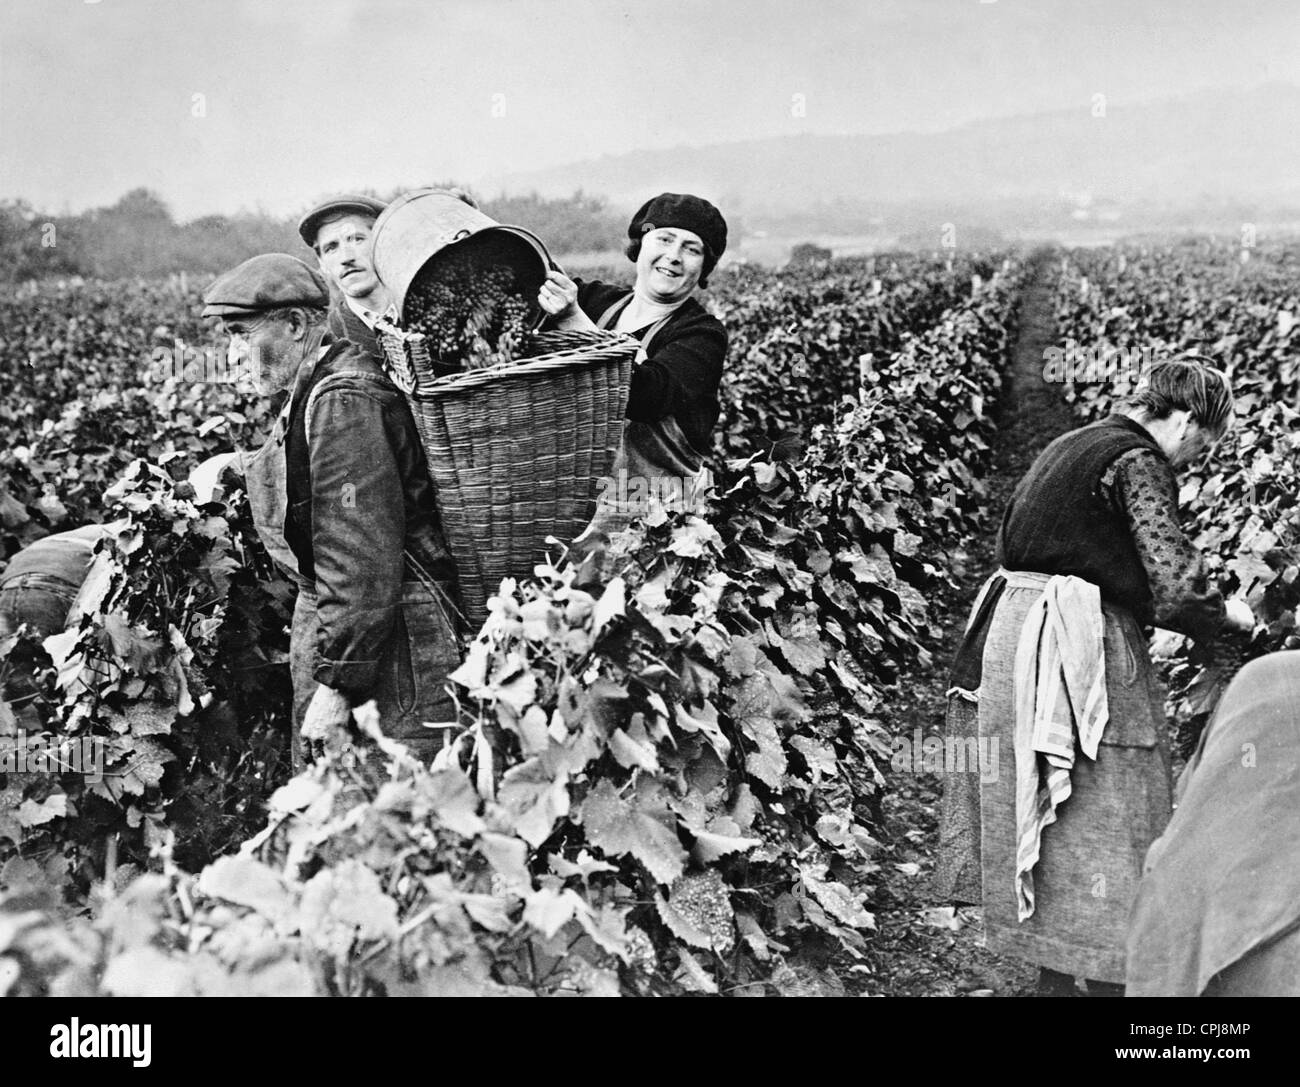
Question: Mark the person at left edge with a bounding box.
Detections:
[0,454,239,641]
[201,253,463,768]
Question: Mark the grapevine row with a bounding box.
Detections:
[1,255,1022,996]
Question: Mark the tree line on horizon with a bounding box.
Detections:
[0,187,629,283]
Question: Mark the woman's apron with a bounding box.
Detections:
[972,574,1172,983]
[579,295,714,547]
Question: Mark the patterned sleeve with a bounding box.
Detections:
[1099,448,1226,644]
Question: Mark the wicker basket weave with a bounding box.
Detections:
[375,320,636,627]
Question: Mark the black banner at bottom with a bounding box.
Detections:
[1,994,1285,1074]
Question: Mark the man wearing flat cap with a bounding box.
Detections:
[538,192,730,543]
[296,194,392,360]
[299,189,478,360]
[202,253,461,766]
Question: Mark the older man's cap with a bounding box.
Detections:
[298,194,388,247]
[200,254,330,319]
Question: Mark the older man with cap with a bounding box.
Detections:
[202,253,462,766]
[538,192,730,542]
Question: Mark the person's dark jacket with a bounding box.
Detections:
[328,298,381,360]
[283,339,456,701]
[950,414,1226,695]
[573,280,728,455]
[996,414,1224,640]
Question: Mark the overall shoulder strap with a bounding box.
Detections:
[595,293,633,330]
[639,313,674,355]
[302,344,346,448]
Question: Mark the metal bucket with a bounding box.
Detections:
[369,189,552,324]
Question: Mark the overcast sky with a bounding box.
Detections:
[2,0,1297,219]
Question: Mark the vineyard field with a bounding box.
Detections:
[1,242,1297,998]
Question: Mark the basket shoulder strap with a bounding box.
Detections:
[302,370,393,447]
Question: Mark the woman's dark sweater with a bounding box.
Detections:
[574,280,728,456]
[996,414,1224,641]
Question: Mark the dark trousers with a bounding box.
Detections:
[0,574,80,719]
[289,578,463,771]
[0,574,80,640]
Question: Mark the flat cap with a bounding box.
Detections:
[298,194,388,247]
[200,254,330,319]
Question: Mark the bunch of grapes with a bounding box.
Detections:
[404,255,535,373]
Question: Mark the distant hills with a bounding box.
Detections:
[490,84,1300,243]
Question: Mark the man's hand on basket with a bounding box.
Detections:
[302,684,353,762]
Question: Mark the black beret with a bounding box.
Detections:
[297,194,388,247]
[627,193,728,271]
[201,254,330,319]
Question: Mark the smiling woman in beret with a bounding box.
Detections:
[538,193,729,542]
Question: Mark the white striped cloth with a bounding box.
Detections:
[1006,570,1109,921]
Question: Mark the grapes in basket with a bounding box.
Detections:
[403,252,536,372]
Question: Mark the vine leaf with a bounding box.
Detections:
[298,860,399,958]
[580,778,686,886]
[656,870,734,953]
[672,947,718,994]
[522,886,586,939]
[17,792,68,828]
[198,856,294,924]
[497,756,570,848]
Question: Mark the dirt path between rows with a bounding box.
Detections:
[854,250,1080,997]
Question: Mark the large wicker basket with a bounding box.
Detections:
[375,320,636,628]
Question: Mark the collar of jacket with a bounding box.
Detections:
[1103,412,1167,459]
[329,299,382,358]
[345,294,398,329]
[279,340,351,439]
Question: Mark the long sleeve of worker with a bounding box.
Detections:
[307,385,406,700]
[1102,447,1227,645]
